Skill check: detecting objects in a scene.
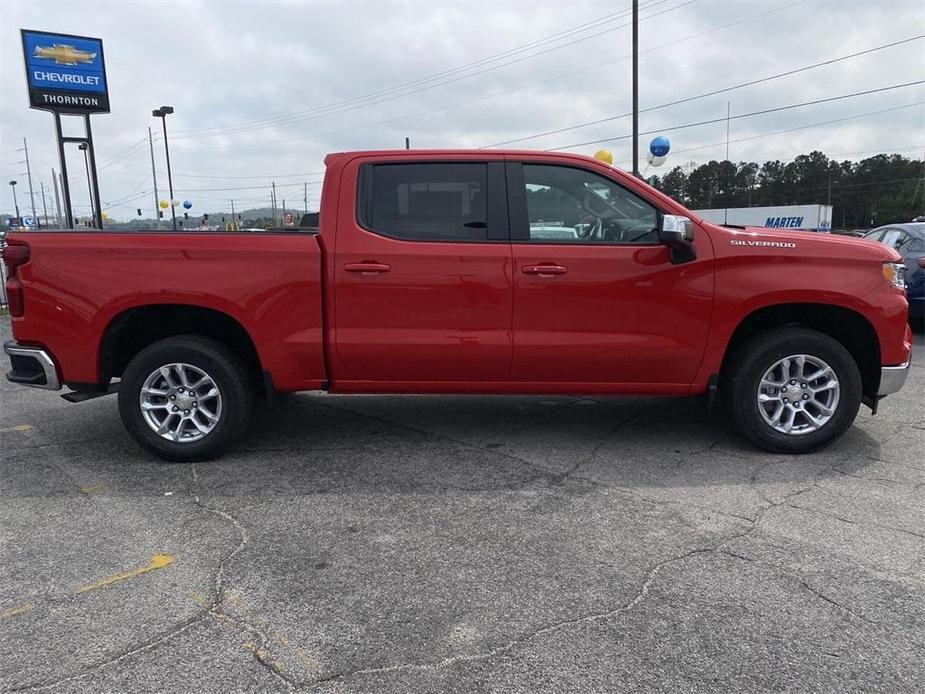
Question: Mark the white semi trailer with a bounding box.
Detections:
[693,204,833,231]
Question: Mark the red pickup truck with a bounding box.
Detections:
[3,150,912,460]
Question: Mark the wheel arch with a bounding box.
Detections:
[98,304,264,393]
[719,303,881,399]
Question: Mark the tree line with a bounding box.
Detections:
[648,151,924,229]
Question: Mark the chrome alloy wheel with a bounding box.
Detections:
[139,363,223,443]
[756,354,840,436]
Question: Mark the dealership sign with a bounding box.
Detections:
[21,30,109,112]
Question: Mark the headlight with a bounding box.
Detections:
[882,262,906,290]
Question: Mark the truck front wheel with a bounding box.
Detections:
[118,335,254,461]
[724,328,862,453]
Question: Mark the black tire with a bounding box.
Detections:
[118,335,254,461]
[723,327,862,454]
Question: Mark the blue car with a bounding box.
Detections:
[864,222,925,328]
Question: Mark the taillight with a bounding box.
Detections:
[2,241,30,317]
[2,242,30,270]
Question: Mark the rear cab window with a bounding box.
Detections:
[358,162,506,242]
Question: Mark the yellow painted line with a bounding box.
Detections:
[1,603,34,620]
[77,554,175,593]
[14,424,32,432]
[79,483,110,495]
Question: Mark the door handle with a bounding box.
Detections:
[344,262,391,274]
[522,264,568,277]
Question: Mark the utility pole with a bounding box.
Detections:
[913,153,925,215]
[282,198,287,226]
[230,199,235,218]
[631,0,639,178]
[23,138,38,227]
[303,182,308,213]
[40,181,49,228]
[148,126,160,229]
[405,137,410,150]
[724,101,731,225]
[725,102,731,163]
[58,171,71,227]
[51,169,62,227]
[271,181,277,226]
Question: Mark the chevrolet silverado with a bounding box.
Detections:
[2,150,912,460]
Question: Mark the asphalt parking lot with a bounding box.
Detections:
[1,315,923,693]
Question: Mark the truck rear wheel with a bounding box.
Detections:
[724,327,862,453]
[118,335,254,461]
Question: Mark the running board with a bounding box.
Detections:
[60,383,119,403]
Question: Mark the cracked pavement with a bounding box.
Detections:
[1,316,923,693]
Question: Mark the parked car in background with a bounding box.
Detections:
[864,222,925,328]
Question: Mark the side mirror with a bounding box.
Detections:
[659,215,696,264]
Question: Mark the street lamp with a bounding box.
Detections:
[8,180,20,221]
[152,106,177,230]
[78,143,97,228]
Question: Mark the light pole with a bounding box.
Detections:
[78,143,97,227]
[9,180,20,222]
[152,106,177,230]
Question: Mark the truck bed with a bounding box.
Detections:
[7,230,327,391]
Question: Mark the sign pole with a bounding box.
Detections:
[53,113,74,229]
[84,114,103,229]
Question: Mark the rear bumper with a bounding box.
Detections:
[878,361,909,397]
[3,341,61,390]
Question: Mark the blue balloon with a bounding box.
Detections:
[182,200,193,209]
[649,136,670,157]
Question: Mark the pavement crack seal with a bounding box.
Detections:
[785,502,925,541]
[314,399,603,490]
[6,615,208,693]
[310,546,718,687]
[186,466,298,691]
[552,411,644,485]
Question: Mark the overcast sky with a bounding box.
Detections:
[1,0,923,221]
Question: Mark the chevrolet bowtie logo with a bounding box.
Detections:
[33,44,97,66]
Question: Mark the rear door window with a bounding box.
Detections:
[362,163,490,242]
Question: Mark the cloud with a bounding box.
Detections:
[1,0,922,220]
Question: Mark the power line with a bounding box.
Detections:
[159,0,810,153]
[547,80,925,151]
[626,101,925,164]
[177,181,320,193]
[171,170,325,180]
[486,33,924,147]
[169,0,667,138]
[169,0,697,140]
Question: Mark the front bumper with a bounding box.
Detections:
[878,361,910,397]
[3,341,61,390]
